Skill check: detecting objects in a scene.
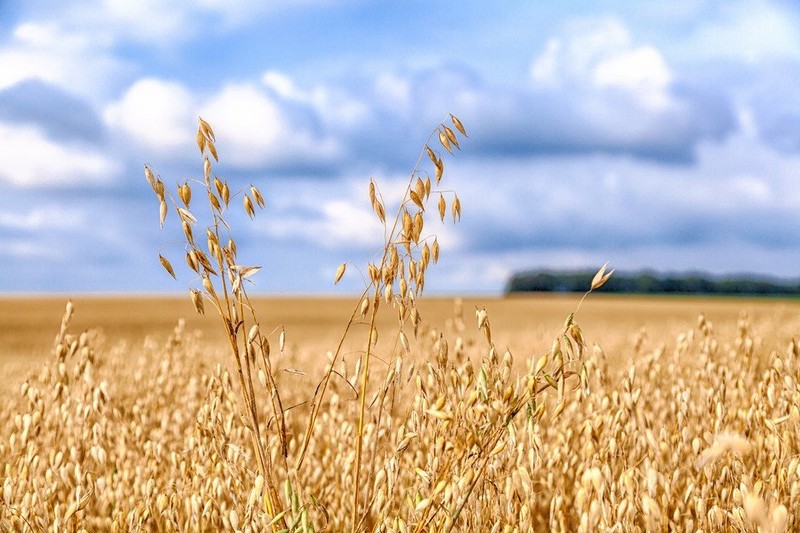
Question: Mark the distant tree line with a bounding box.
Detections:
[506,269,800,296]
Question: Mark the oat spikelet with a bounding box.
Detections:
[450,113,468,136]
[591,262,614,290]
[159,255,176,279]
[334,262,346,284]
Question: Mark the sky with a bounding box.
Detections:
[1,0,800,294]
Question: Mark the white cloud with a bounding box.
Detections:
[676,1,800,63]
[201,84,286,167]
[530,17,674,112]
[0,22,125,98]
[531,17,631,85]
[0,207,85,231]
[262,198,384,250]
[593,46,672,111]
[262,71,300,99]
[202,82,342,168]
[104,78,197,156]
[0,122,119,187]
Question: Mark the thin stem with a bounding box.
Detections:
[350,295,380,531]
[294,287,369,471]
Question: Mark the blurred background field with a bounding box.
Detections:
[4,294,800,380]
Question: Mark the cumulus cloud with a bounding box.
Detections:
[0,21,128,99]
[103,76,344,173]
[0,121,120,187]
[447,129,800,271]
[512,17,736,162]
[2,1,800,294]
[104,78,196,156]
[202,82,343,172]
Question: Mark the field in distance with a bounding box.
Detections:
[3,293,800,373]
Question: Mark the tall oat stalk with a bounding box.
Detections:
[290,115,468,531]
[145,118,287,527]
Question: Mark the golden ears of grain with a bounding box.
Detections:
[196,117,218,160]
[178,182,192,207]
[436,114,467,155]
[190,289,205,315]
[159,254,176,280]
[250,185,265,208]
[368,178,386,224]
[144,166,169,227]
[425,146,445,184]
[591,262,615,291]
[243,194,256,219]
[334,262,346,284]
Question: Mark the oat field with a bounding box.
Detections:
[2,294,800,532]
[3,117,800,532]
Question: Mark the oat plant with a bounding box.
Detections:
[145,119,288,525]
[289,115,469,531]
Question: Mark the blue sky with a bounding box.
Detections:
[1,0,800,294]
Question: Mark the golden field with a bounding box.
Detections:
[2,293,800,531]
[3,117,799,531]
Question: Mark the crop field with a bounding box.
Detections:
[2,118,800,532]
[2,294,800,532]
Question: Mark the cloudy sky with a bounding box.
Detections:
[1,1,799,294]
